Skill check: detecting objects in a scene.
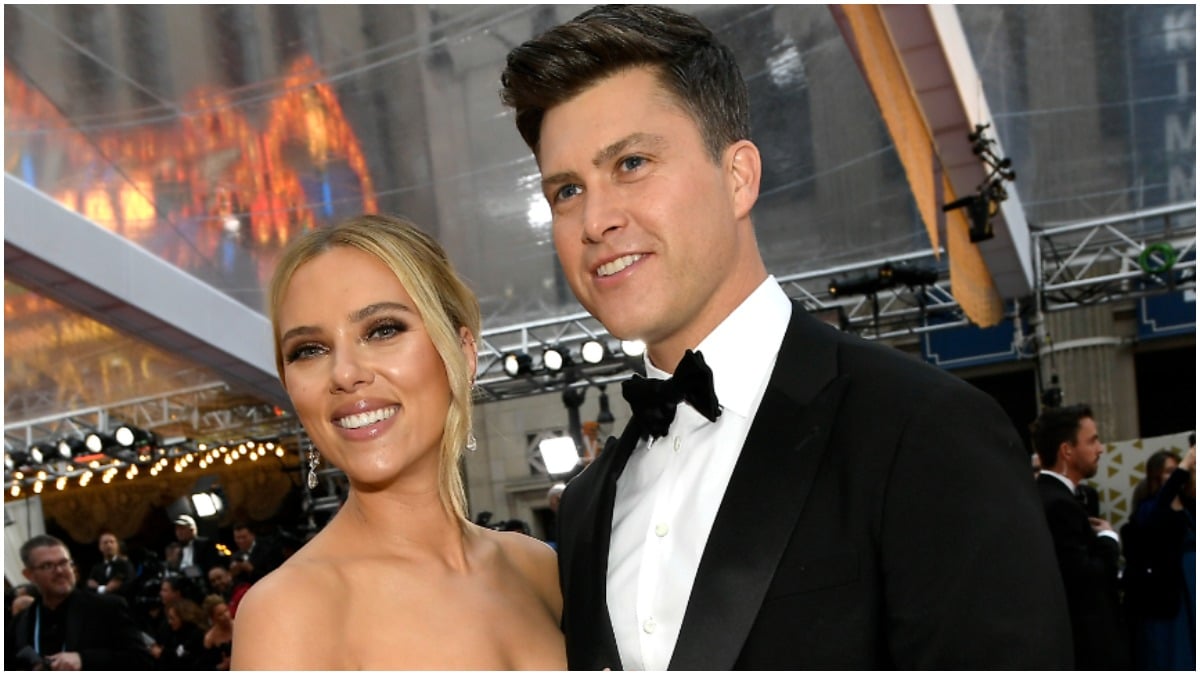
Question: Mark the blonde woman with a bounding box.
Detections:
[232,214,564,669]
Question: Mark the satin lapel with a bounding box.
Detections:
[670,306,847,670]
[565,422,643,669]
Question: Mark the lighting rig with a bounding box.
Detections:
[942,123,1017,243]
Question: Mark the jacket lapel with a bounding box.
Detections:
[670,306,847,670]
[564,423,643,669]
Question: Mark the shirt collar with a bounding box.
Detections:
[643,277,792,418]
[1041,469,1075,492]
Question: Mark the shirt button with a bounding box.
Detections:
[655,523,669,537]
[643,618,657,634]
[673,437,681,452]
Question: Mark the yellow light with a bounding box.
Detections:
[33,481,43,494]
[13,471,23,480]
[224,456,233,465]
[250,453,258,462]
[56,476,67,490]
[266,442,276,450]
[102,474,113,484]
[198,443,207,451]
[275,448,285,458]
[36,471,47,480]
[10,485,19,497]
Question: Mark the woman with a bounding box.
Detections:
[200,594,233,670]
[157,598,208,669]
[1122,444,1196,669]
[232,214,565,669]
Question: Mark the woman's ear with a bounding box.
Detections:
[459,327,478,384]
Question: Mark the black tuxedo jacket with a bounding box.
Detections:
[5,589,154,670]
[557,304,1073,669]
[1036,474,1130,668]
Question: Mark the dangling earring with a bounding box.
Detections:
[466,432,478,453]
[307,448,321,489]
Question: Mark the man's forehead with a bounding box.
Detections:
[29,544,67,560]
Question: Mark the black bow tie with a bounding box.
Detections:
[622,349,722,440]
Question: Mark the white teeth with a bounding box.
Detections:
[597,254,643,277]
[334,406,398,430]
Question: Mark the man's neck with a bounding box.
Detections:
[41,589,71,611]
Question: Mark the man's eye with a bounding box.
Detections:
[620,156,646,172]
[555,184,582,202]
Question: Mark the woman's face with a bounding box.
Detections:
[211,602,231,626]
[1160,457,1180,486]
[277,246,458,491]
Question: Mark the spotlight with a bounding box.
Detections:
[829,270,885,298]
[542,347,567,372]
[503,352,533,377]
[620,340,646,358]
[537,436,582,476]
[57,437,86,460]
[880,262,938,287]
[114,424,156,449]
[84,432,115,454]
[27,444,52,465]
[581,340,606,364]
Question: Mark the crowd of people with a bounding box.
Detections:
[2,4,1195,670]
[5,517,287,670]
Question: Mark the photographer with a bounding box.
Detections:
[5,534,153,670]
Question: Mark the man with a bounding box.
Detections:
[85,531,135,598]
[5,534,153,670]
[171,514,219,576]
[231,522,282,584]
[501,5,1072,669]
[1032,404,1130,668]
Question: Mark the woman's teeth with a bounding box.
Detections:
[335,406,398,430]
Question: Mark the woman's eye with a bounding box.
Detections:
[284,343,324,363]
[367,320,406,341]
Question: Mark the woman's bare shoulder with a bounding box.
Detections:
[231,556,343,669]
[483,527,562,616]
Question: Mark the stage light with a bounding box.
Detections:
[85,432,115,454]
[620,340,646,357]
[880,262,938,287]
[192,492,224,518]
[581,339,606,364]
[537,436,582,476]
[829,270,885,298]
[503,352,533,377]
[57,437,86,460]
[115,424,156,449]
[542,347,567,372]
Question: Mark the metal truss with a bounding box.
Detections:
[3,382,302,451]
[472,202,1196,402]
[1034,202,1196,312]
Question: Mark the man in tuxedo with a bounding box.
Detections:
[501,5,1072,669]
[231,522,283,584]
[1032,404,1130,668]
[5,534,153,670]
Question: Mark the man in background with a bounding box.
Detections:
[1032,404,1130,668]
[85,531,135,598]
[6,534,152,670]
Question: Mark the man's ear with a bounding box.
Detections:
[726,139,762,220]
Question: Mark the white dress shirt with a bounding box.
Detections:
[607,277,792,670]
